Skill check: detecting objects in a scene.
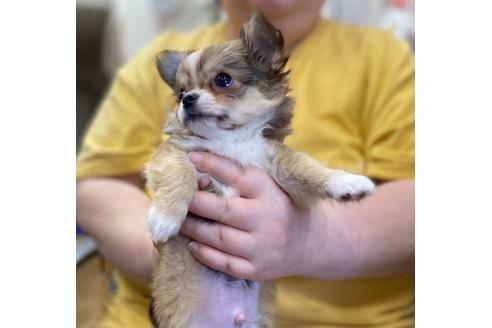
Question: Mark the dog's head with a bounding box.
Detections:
[157,13,293,141]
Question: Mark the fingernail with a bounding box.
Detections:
[189,152,204,164]
[187,242,198,252]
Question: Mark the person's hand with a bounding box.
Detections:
[180,151,322,281]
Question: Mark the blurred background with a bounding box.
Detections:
[76,0,414,326]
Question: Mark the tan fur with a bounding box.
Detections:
[145,142,204,328]
[270,143,365,208]
[151,236,203,328]
[144,142,197,229]
[257,281,276,328]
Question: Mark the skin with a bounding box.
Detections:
[77,176,155,282]
[76,0,414,283]
[221,0,325,49]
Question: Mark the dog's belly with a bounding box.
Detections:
[188,272,261,328]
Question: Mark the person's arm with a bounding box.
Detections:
[180,151,414,281]
[75,35,174,282]
[305,178,414,280]
[76,175,157,282]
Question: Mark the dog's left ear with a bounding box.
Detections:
[156,50,188,89]
[240,12,287,74]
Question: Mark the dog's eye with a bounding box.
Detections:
[177,89,185,101]
[213,72,233,88]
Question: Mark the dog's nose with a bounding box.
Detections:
[182,93,199,109]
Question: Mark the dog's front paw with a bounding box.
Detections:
[325,172,375,201]
[147,207,182,242]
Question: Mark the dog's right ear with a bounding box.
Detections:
[156,50,188,89]
[240,12,287,75]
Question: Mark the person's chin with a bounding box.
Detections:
[249,0,293,18]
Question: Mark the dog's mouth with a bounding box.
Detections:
[184,110,228,122]
[185,111,215,121]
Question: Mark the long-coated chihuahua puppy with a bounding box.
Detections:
[145,13,375,328]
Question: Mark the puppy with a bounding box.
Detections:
[145,13,375,328]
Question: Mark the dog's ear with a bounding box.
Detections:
[156,50,188,89]
[240,12,287,74]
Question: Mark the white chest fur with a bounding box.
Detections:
[175,131,274,169]
[204,135,271,168]
[178,132,273,198]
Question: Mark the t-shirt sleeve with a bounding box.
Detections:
[77,40,170,180]
[361,31,415,181]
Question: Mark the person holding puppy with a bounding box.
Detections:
[77,0,414,327]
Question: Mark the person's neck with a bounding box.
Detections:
[225,12,321,51]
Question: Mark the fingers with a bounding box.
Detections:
[187,241,256,280]
[181,216,253,258]
[189,152,263,198]
[188,191,255,231]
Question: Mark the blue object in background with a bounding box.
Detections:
[76,224,85,235]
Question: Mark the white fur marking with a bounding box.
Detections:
[147,207,181,241]
[185,50,202,87]
[325,172,375,200]
[176,130,271,169]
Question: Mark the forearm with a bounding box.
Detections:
[76,177,154,282]
[303,179,415,280]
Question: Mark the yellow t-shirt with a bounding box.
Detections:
[77,19,414,328]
